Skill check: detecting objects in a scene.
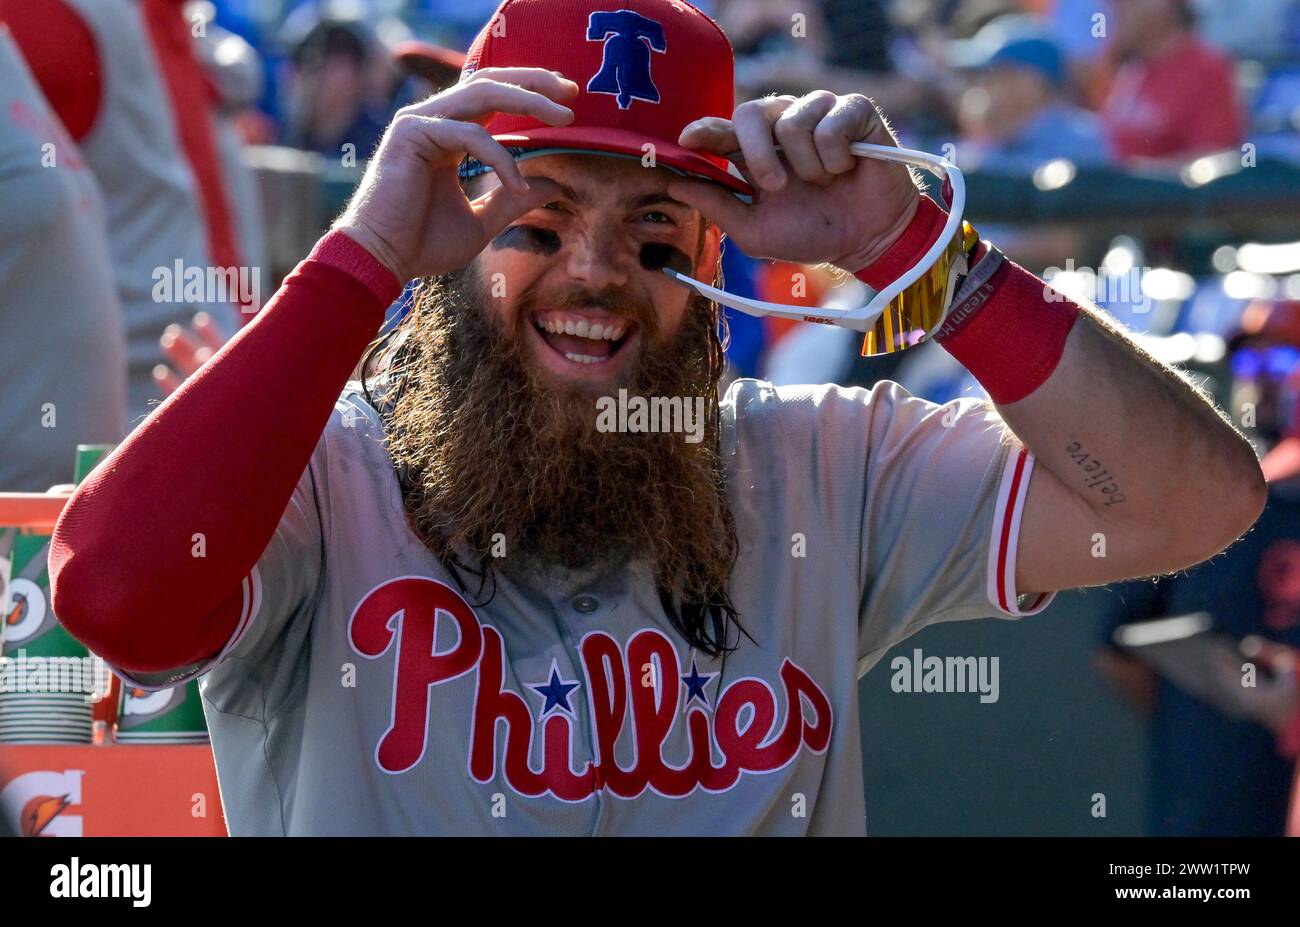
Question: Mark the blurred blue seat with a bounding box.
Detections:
[1172,278,1249,336]
[1252,65,1300,133]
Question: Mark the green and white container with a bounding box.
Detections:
[73,443,114,484]
[0,443,116,743]
[116,680,209,744]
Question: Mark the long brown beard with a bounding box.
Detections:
[364,266,742,655]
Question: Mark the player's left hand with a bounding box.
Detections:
[667,92,919,272]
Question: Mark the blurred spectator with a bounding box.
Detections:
[1192,0,1300,63]
[940,0,1022,37]
[1100,0,1244,163]
[718,0,833,95]
[1096,299,1300,835]
[1038,0,1114,110]
[719,0,929,121]
[719,0,892,73]
[279,8,395,157]
[941,16,1102,271]
[208,0,272,41]
[412,0,505,50]
[950,15,1108,172]
[817,0,895,72]
[1,0,242,418]
[1042,0,1112,67]
[0,28,125,491]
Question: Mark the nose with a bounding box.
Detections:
[564,226,634,291]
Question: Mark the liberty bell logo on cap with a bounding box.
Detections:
[462,0,752,195]
[585,10,666,109]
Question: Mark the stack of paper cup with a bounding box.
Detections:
[0,444,118,744]
[0,692,93,743]
[0,535,95,744]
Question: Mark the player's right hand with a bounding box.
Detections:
[333,68,578,282]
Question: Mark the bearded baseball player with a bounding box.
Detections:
[50,0,1263,836]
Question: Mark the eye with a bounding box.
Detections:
[639,211,674,225]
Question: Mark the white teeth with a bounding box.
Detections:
[563,352,609,365]
[534,316,628,341]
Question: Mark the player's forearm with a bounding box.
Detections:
[49,232,400,666]
[854,195,1265,571]
[945,257,1265,570]
[998,299,1263,559]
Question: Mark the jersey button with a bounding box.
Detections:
[572,595,600,614]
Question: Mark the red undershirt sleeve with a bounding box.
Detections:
[48,232,403,671]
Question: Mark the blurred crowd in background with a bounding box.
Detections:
[4,0,1300,836]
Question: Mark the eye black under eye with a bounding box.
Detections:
[491,225,561,256]
[640,242,691,275]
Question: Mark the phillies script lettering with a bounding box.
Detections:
[348,577,833,799]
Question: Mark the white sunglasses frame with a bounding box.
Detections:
[661,142,968,336]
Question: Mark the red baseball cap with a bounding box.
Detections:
[460,0,751,196]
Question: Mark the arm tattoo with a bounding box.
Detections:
[1065,440,1126,506]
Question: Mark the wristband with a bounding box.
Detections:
[309,231,405,307]
[933,250,1081,405]
[935,242,1007,339]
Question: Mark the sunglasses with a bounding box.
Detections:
[661,142,975,356]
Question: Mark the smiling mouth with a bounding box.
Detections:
[531,310,638,367]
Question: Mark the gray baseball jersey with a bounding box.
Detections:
[120,378,1053,835]
[0,32,126,492]
[61,0,242,417]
